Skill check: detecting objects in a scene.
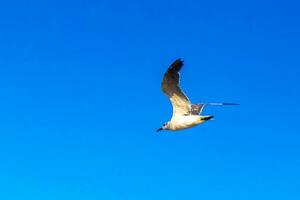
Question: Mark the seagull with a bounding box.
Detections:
[157,59,238,132]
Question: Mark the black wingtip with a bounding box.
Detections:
[169,58,184,71]
[222,103,240,105]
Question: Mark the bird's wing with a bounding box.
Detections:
[191,104,205,115]
[161,59,191,116]
[192,102,239,115]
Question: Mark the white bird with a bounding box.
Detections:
[157,59,238,132]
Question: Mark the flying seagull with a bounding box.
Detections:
[157,59,238,132]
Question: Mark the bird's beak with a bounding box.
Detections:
[156,127,163,132]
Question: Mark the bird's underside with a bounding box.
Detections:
[157,58,238,132]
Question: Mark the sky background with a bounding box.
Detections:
[0,0,300,199]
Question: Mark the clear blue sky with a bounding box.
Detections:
[0,0,299,199]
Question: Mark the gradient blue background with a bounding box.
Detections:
[0,0,299,199]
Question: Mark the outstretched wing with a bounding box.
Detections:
[191,104,205,115]
[191,103,239,115]
[161,59,191,116]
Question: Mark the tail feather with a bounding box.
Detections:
[201,115,214,121]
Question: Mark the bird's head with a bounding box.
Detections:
[156,122,170,132]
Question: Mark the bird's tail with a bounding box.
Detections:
[201,115,214,121]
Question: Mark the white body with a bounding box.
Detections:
[169,115,206,131]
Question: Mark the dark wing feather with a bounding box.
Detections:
[161,59,191,116]
[191,104,205,115]
[191,103,239,115]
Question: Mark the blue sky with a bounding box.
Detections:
[0,0,300,199]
